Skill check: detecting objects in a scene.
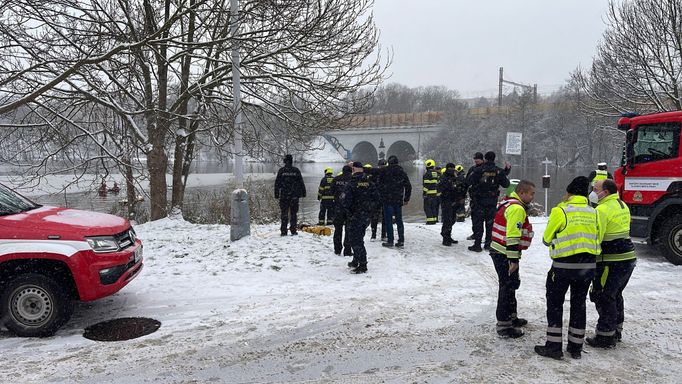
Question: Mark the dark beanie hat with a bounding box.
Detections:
[566,176,590,197]
[484,151,496,162]
[342,165,352,174]
[284,154,293,164]
[352,161,363,168]
[446,162,456,169]
[473,152,484,160]
[388,155,399,164]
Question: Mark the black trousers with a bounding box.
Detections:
[424,195,440,223]
[591,260,636,335]
[491,252,520,331]
[333,211,352,255]
[544,265,595,350]
[279,198,299,234]
[348,216,370,266]
[472,203,496,245]
[318,200,335,225]
[440,199,455,239]
[370,205,382,238]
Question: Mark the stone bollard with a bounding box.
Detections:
[230,189,251,241]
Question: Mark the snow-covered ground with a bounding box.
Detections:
[1,217,681,383]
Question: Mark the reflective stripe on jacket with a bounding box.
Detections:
[423,169,440,195]
[543,195,600,259]
[490,192,534,259]
[318,176,335,200]
[597,193,635,262]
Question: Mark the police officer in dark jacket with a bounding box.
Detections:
[453,164,468,223]
[438,163,459,246]
[379,155,412,247]
[465,152,485,239]
[330,165,353,256]
[274,154,306,236]
[343,162,380,274]
[466,151,510,252]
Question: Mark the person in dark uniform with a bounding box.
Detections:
[330,165,353,256]
[317,167,335,225]
[342,161,380,274]
[466,151,510,252]
[465,152,485,239]
[274,154,306,236]
[422,159,440,225]
[376,159,388,241]
[437,163,459,246]
[379,155,412,248]
[363,163,382,241]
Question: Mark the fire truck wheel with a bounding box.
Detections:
[658,214,682,265]
[0,273,74,337]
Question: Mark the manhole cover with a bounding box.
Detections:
[83,317,161,341]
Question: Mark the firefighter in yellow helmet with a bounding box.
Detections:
[423,159,440,225]
[317,167,335,225]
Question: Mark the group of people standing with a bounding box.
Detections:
[274,154,411,274]
[489,172,635,360]
[274,153,635,360]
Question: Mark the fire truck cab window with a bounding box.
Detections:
[633,122,680,164]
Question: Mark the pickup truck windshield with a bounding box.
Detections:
[0,185,41,215]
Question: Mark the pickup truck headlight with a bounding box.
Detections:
[86,236,120,253]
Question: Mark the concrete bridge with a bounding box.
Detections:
[323,112,445,164]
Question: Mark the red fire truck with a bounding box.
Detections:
[615,111,682,264]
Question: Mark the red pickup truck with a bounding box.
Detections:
[0,184,143,336]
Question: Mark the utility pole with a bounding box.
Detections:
[230,0,250,241]
[498,66,537,106]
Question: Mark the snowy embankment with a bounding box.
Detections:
[1,217,681,383]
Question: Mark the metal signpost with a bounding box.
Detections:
[541,157,552,216]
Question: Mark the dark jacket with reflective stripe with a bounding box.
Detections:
[318,175,335,200]
[466,161,510,205]
[422,168,440,196]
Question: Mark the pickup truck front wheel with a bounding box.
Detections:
[1,273,74,337]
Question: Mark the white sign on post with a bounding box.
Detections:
[505,132,523,155]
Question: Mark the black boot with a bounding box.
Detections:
[567,343,583,359]
[534,344,563,360]
[347,261,358,268]
[468,243,483,252]
[395,241,404,247]
[497,328,524,338]
[615,329,622,342]
[381,241,394,247]
[586,335,616,349]
[512,318,528,327]
[442,238,452,246]
[448,237,458,244]
[351,264,367,274]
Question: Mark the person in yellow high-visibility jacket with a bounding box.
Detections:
[535,176,601,360]
[586,179,636,349]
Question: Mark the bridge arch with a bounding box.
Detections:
[351,141,378,165]
[386,140,417,163]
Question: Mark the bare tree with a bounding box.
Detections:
[0,0,387,220]
[575,0,682,114]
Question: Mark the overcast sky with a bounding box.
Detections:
[372,0,611,97]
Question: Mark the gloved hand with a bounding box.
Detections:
[403,199,409,206]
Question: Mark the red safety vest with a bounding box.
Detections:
[491,198,534,250]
